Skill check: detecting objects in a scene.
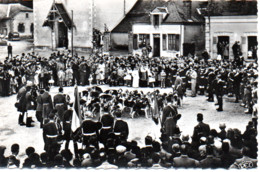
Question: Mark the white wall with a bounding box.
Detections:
[133,24,182,57]
[207,15,258,59]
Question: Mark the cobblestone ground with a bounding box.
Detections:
[0,85,251,162]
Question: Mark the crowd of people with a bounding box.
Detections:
[0,86,258,169]
[0,50,258,113]
[0,49,258,169]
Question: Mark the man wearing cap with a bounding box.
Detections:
[53,87,68,122]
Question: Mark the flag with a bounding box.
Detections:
[71,85,82,132]
[152,94,159,125]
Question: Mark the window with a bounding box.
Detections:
[133,34,138,50]
[163,34,167,50]
[139,34,150,48]
[26,13,29,18]
[18,23,25,33]
[153,15,159,27]
[168,34,180,51]
[30,23,34,33]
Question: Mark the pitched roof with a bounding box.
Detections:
[112,0,203,33]
[43,3,74,29]
[0,3,32,20]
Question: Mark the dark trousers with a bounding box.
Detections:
[8,51,12,58]
[208,89,214,101]
[217,95,223,110]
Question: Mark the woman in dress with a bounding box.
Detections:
[132,67,139,88]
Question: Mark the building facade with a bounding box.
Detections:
[33,0,136,51]
[112,0,204,57]
[206,15,258,60]
[0,3,33,38]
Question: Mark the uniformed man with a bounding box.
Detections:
[207,68,215,102]
[113,111,129,142]
[41,87,53,123]
[233,69,242,103]
[81,116,102,148]
[99,112,114,144]
[215,75,225,111]
[62,103,73,150]
[53,87,68,122]
[43,113,60,161]
[192,113,210,147]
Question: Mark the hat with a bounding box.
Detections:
[200,137,207,142]
[116,145,126,154]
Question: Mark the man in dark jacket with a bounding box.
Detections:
[113,111,129,142]
[43,113,60,161]
[53,87,68,122]
[199,146,222,169]
[192,113,210,146]
[161,96,178,137]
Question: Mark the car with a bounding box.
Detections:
[0,39,7,46]
[8,32,20,41]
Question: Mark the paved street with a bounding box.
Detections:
[0,85,251,160]
[0,39,33,61]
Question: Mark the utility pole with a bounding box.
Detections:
[207,0,212,58]
[71,10,74,57]
[124,0,126,16]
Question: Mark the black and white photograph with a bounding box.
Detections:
[0,0,258,170]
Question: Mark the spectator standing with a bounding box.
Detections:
[7,43,12,59]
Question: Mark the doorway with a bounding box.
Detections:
[217,36,229,58]
[153,35,160,57]
[183,43,195,57]
[248,36,257,59]
[58,22,68,48]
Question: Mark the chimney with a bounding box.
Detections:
[183,0,192,19]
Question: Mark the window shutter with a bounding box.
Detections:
[128,31,133,53]
[213,37,217,44]
[146,34,150,45]
[163,34,167,50]
[175,35,180,51]
[133,34,138,50]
